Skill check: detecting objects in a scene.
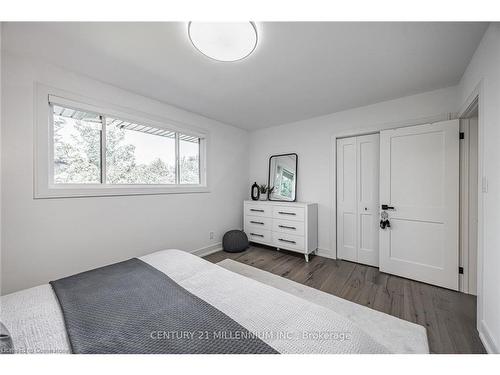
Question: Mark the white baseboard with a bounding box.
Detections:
[479,319,499,354]
[191,242,223,258]
[315,248,336,259]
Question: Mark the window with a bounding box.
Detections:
[275,166,295,199]
[179,135,200,184]
[35,88,208,198]
[104,118,178,185]
[53,106,102,184]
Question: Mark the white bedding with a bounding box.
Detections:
[218,259,428,353]
[1,249,413,354]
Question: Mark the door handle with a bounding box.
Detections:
[381,204,395,210]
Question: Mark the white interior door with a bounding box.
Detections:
[337,137,357,262]
[379,120,459,290]
[357,134,380,267]
[337,134,380,267]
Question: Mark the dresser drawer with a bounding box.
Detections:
[247,229,271,244]
[272,206,305,222]
[272,232,305,252]
[245,216,272,231]
[245,203,272,218]
[273,218,305,236]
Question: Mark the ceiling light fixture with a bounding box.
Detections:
[188,22,258,62]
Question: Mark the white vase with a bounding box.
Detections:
[259,194,267,201]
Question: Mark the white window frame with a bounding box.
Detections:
[34,84,209,198]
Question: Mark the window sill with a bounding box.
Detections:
[34,184,210,199]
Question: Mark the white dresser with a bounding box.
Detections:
[243,200,318,262]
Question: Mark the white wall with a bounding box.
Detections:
[1,54,249,294]
[249,86,458,258]
[458,23,500,354]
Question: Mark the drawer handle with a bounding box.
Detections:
[250,233,264,237]
[278,225,296,230]
[278,211,296,216]
[250,209,264,212]
[278,238,296,244]
[250,221,265,225]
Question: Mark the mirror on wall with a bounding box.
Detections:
[268,153,298,202]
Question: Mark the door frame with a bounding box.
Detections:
[459,111,478,295]
[457,81,485,341]
[329,113,455,259]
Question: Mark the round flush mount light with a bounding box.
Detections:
[188,22,258,62]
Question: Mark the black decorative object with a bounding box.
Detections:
[223,230,249,253]
[251,182,260,201]
[0,322,14,354]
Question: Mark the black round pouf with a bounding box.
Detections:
[223,230,249,253]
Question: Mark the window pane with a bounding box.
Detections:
[279,168,294,198]
[53,105,102,184]
[179,135,200,184]
[106,118,176,184]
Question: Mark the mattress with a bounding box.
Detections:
[0,249,426,354]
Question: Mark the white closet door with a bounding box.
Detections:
[337,137,357,262]
[357,134,380,267]
[337,134,380,266]
[379,120,459,290]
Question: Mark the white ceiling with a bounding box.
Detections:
[3,22,488,130]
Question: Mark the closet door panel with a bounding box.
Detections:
[336,137,357,262]
[357,134,380,267]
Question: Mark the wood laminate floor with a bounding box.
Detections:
[204,245,486,354]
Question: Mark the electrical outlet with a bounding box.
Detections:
[209,231,215,240]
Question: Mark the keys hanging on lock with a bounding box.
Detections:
[380,219,391,229]
[380,211,390,230]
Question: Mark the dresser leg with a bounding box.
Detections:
[304,253,309,262]
[276,247,280,251]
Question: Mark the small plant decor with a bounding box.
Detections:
[258,184,275,200]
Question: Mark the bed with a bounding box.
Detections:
[0,249,428,354]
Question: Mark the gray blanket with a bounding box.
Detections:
[50,258,277,354]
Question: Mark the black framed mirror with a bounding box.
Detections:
[268,153,298,202]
